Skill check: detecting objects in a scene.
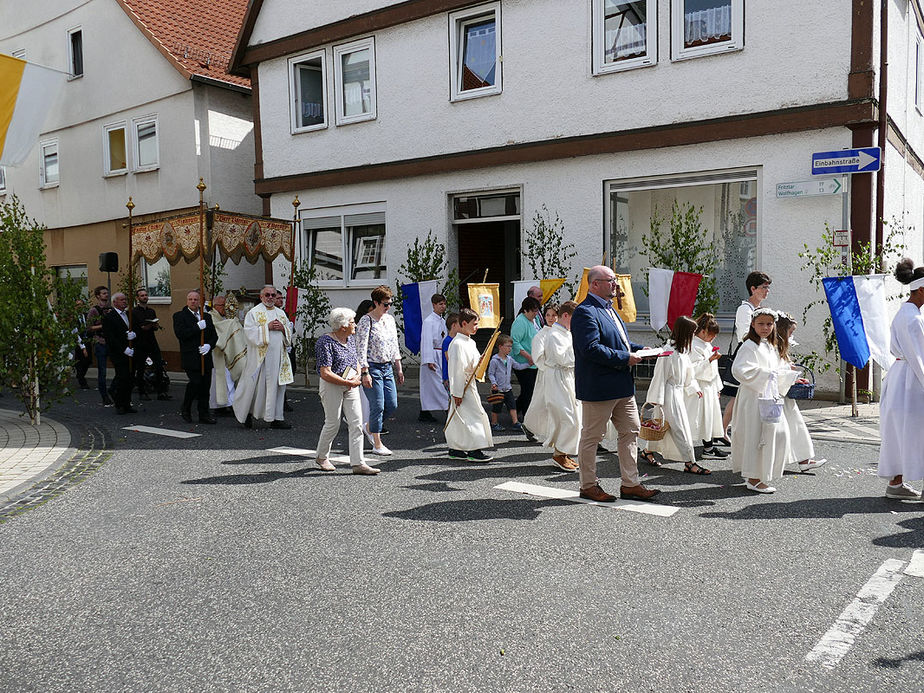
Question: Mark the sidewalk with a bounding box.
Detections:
[0,408,73,502]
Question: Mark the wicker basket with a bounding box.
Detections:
[786,364,816,400]
[639,403,670,441]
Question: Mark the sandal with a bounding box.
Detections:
[639,450,662,467]
[684,461,712,475]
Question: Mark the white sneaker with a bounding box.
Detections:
[798,458,827,471]
[371,445,392,456]
[885,482,919,499]
[362,422,375,446]
[352,463,381,475]
[745,481,776,494]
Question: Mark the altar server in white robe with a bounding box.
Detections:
[689,314,728,459]
[522,319,556,442]
[730,309,799,493]
[233,285,294,428]
[640,316,711,474]
[774,312,826,473]
[527,301,581,472]
[445,308,494,462]
[879,258,924,499]
[419,293,449,421]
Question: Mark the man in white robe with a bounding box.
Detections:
[419,293,448,422]
[233,285,294,428]
[445,308,493,462]
[209,294,247,413]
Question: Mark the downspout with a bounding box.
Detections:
[875,0,888,269]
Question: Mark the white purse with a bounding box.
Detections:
[757,372,784,424]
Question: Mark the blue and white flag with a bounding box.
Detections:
[821,274,892,370]
[402,280,440,355]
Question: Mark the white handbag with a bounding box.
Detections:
[757,372,784,424]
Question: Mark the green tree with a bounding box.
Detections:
[290,262,332,376]
[394,230,462,325]
[0,196,83,424]
[523,206,579,302]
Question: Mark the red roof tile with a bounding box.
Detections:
[117,0,251,89]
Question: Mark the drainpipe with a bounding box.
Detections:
[875,0,888,269]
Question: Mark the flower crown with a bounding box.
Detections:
[774,310,795,322]
[750,307,778,320]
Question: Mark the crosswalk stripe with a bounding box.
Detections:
[495,481,679,517]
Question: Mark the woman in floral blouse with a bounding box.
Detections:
[355,285,404,456]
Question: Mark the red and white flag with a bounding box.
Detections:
[648,268,702,331]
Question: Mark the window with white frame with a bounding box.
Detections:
[40,139,59,187]
[916,38,923,112]
[449,3,501,100]
[334,38,376,125]
[303,206,386,285]
[103,122,128,175]
[12,49,25,59]
[142,257,172,300]
[56,264,88,297]
[671,0,743,61]
[67,27,83,77]
[593,0,657,74]
[133,116,158,170]
[0,166,6,193]
[607,170,758,316]
[290,51,328,132]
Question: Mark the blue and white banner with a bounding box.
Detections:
[822,274,892,370]
[402,279,440,355]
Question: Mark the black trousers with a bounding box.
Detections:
[183,367,212,415]
[74,346,91,384]
[134,343,162,392]
[514,367,537,416]
[111,357,133,409]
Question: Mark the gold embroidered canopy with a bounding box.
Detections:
[131,211,293,266]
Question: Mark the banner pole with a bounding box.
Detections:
[197,178,207,375]
[126,197,135,374]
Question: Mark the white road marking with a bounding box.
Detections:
[494,481,679,517]
[904,550,924,578]
[122,425,200,439]
[267,446,351,464]
[805,558,906,669]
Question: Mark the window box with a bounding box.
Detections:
[334,38,376,125]
[671,0,743,61]
[290,50,329,133]
[449,2,502,101]
[593,0,657,74]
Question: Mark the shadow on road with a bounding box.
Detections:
[874,650,924,669]
[383,497,572,522]
[699,495,923,521]
[871,515,924,548]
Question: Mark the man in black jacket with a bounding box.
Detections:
[173,290,218,424]
[101,292,137,414]
[132,288,167,400]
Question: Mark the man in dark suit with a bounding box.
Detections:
[101,292,137,415]
[173,290,218,424]
[572,265,660,502]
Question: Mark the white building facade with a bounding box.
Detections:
[232,0,924,393]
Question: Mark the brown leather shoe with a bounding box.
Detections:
[620,484,661,501]
[579,484,617,502]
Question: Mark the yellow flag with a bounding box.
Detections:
[540,278,566,305]
[613,274,637,323]
[474,324,502,382]
[574,268,591,303]
[467,283,501,329]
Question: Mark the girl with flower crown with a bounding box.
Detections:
[729,308,799,493]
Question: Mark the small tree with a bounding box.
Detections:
[290,261,332,376]
[523,206,579,302]
[395,229,462,318]
[0,196,83,424]
[640,201,720,326]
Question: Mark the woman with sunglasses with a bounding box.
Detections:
[355,285,404,456]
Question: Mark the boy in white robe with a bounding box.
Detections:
[419,293,449,422]
[522,323,555,440]
[445,308,494,462]
[689,314,728,459]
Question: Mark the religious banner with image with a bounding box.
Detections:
[467,283,500,329]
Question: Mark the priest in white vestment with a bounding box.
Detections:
[209,294,247,411]
[233,285,294,428]
[419,294,448,421]
[445,309,493,462]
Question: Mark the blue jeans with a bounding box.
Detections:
[363,362,397,433]
[95,343,109,396]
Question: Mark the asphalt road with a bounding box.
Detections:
[1,385,922,692]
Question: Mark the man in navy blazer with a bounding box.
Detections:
[572,266,660,502]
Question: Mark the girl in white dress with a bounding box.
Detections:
[729,309,799,493]
[879,258,924,499]
[774,313,826,473]
[522,305,558,444]
[690,313,729,460]
[445,308,494,462]
[640,316,711,474]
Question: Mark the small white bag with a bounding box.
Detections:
[757,372,784,424]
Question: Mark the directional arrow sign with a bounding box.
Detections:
[776,178,844,198]
[811,147,881,175]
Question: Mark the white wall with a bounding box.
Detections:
[250,0,396,46]
[256,0,853,179]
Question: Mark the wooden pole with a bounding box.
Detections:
[126,197,135,375]
[443,322,502,431]
[482,268,489,283]
[197,178,207,374]
[290,195,300,289]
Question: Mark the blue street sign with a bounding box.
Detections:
[811,147,881,175]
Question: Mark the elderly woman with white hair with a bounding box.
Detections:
[314,307,380,475]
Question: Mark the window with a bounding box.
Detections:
[449,3,501,101]
[334,38,376,125]
[142,257,172,301]
[671,0,743,61]
[593,0,657,74]
[40,139,59,187]
[103,123,128,175]
[12,49,25,59]
[916,38,923,113]
[606,170,758,316]
[133,116,158,170]
[290,50,328,132]
[302,206,386,286]
[67,27,83,78]
[0,166,6,194]
[56,265,88,297]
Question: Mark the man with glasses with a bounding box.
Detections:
[571,266,660,502]
[233,285,295,429]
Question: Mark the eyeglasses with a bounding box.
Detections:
[263,293,277,298]
[381,301,392,307]
[593,278,618,284]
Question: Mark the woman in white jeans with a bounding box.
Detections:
[314,308,380,475]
